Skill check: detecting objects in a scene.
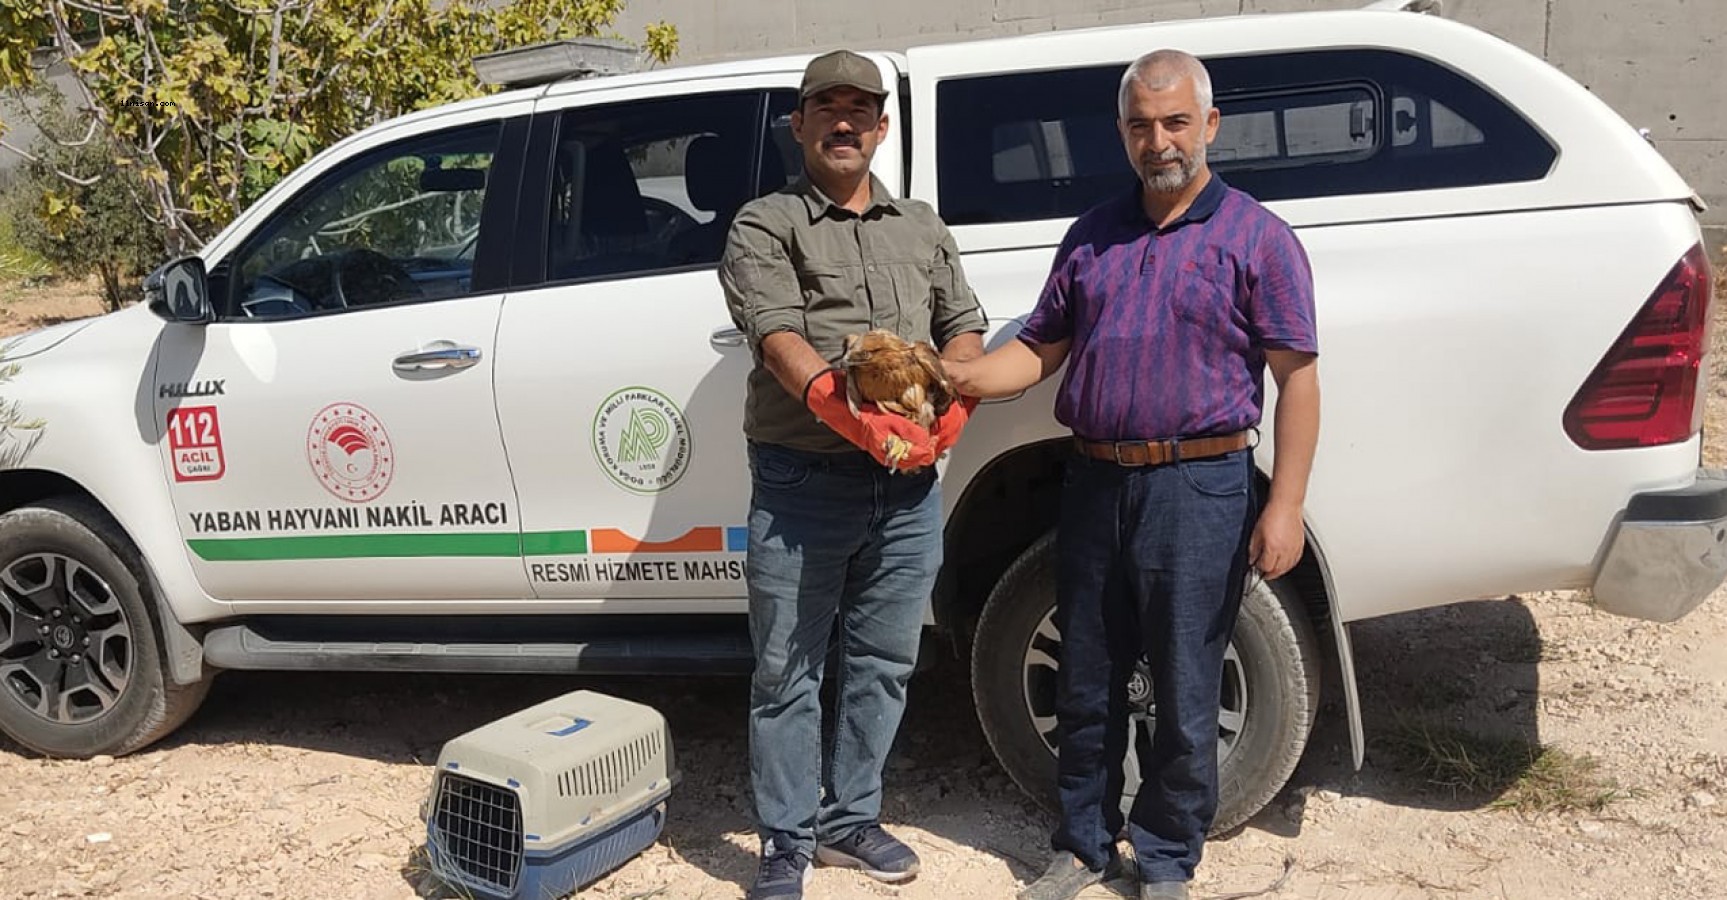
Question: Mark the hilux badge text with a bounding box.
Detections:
[159,380,226,399]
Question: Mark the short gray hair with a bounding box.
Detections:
[1117,49,1213,118]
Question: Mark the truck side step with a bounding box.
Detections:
[201,617,756,675]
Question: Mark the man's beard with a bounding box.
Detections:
[1137,144,1204,193]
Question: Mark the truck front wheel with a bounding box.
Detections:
[971,530,1321,835]
[0,498,210,758]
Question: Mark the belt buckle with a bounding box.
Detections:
[1170,436,1182,465]
[1111,441,1145,467]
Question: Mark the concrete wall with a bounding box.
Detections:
[614,0,1727,244]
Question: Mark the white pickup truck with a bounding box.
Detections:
[0,3,1718,838]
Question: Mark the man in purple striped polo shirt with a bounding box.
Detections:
[946,49,1319,900]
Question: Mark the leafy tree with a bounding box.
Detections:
[0,0,679,258]
[0,92,161,311]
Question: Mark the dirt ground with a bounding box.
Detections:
[2,268,1726,900]
[0,276,111,337]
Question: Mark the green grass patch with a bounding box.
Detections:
[1379,717,1627,814]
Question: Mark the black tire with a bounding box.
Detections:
[971,530,1320,835]
[0,497,211,758]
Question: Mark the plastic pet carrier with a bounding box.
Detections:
[423,690,678,899]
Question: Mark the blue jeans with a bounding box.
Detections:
[1051,447,1257,883]
[744,440,942,857]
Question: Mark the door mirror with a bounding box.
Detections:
[144,256,212,324]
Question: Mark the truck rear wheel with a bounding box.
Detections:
[971,530,1320,835]
[0,498,209,758]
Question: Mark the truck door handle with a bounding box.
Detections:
[393,342,482,372]
[710,327,746,348]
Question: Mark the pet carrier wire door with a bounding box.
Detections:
[424,690,678,899]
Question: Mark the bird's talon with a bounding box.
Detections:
[883,435,912,469]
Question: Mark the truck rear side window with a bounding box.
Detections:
[936,49,1558,225]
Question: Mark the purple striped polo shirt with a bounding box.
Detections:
[1017,174,1317,442]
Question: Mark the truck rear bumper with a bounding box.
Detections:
[1593,468,1727,622]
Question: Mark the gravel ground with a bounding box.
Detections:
[2,592,1724,900]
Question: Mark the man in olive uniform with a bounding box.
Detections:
[717,49,987,900]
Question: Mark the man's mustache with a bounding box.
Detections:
[1140,147,1187,166]
[824,132,862,148]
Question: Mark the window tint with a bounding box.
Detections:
[227,122,500,319]
[546,91,773,281]
[1393,95,1486,149]
[764,89,805,191]
[992,115,1121,183]
[936,49,1557,225]
[1208,84,1381,170]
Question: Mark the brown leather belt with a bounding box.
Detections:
[1073,430,1252,467]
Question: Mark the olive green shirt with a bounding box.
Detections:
[718,174,988,453]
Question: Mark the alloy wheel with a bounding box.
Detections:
[0,553,133,725]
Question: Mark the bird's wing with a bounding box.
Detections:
[911,342,956,416]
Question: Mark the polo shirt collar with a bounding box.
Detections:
[797,173,902,221]
[1124,171,1229,232]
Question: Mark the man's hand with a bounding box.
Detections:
[943,337,1070,399]
[804,368,939,471]
[1249,501,1305,580]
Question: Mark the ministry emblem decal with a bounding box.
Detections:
[307,402,395,502]
[592,387,691,494]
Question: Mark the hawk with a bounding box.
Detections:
[840,329,957,431]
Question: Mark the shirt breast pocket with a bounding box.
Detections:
[1171,245,1237,329]
[798,262,849,299]
[800,262,869,349]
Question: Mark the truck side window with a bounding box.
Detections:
[936,49,1558,225]
[763,89,804,192]
[544,91,771,282]
[1210,85,1380,167]
[224,122,502,320]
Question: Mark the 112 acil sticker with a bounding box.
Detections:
[167,406,226,482]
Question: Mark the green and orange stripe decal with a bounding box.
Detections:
[189,526,748,562]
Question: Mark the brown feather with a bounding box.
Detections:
[840,329,954,430]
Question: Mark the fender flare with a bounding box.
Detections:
[1305,526,1364,769]
[140,554,206,687]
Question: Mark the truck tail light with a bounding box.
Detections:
[1563,243,1714,450]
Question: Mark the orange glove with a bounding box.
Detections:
[930,394,979,459]
[803,368,939,472]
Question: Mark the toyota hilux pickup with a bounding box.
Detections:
[0,1,1718,836]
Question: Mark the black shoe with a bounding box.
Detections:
[815,824,921,883]
[1016,849,1124,900]
[747,839,812,900]
[1139,881,1191,900]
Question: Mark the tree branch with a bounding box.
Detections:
[319,190,449,234]
[262,1,282,109]
[131,12,156,161]
[7,87,102,150]
[58,0,127,18]
[0,138,104,185]
[42,2,107,117]
[289,0,396,109]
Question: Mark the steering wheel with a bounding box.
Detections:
[330,248,423,308]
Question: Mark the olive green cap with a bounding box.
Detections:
[800,50,888,101]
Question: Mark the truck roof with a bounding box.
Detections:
[418,8,1451,117]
